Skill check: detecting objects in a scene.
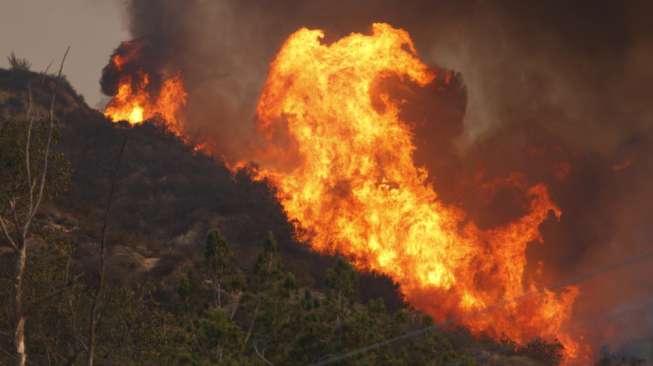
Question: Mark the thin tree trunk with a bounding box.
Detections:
[230,291,242,320]
[243,300,260,350]
[254,341,273,366]
[14,241,27,366]
[86,319,96,366]
[1,47,70,366]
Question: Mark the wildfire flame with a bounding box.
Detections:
[251,23,585,361]
[103,53,188,136]
[100,23,589,363]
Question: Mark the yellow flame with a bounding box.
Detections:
[251,23,584,362]
[104,70,187,133]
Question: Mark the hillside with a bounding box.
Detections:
[0,67,592,365]
[1,66,406,298]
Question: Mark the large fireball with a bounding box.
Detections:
[252,23,583,361]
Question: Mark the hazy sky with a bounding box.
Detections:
[0,0,129,106]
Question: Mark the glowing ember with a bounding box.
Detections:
[250,23,584,361]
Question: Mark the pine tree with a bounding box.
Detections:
[204,230,242,309]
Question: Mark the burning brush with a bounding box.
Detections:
[101,39,187,137]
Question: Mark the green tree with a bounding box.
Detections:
[326,256,358,309]
[324,256,359,355]
[194,308,249,365]
[204,229,243,310]
[178,266,202,310]
[242,232,300,364]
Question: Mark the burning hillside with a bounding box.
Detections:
[3,1,653,365]
[99,23,593,363]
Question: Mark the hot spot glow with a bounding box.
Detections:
[251,23,585,362]
[104,56,187,135]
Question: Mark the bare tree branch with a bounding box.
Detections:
[26,46,70,234]
[254,341,274,366]
[10,200,22,242]
[25,86,35,210]
[10,46,70,366]
[0,216,18,250]
[41,59,54,82]
[243,300,260,350]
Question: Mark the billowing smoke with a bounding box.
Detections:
[110,0,653,358]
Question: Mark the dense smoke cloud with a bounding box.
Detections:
[118,0,653,356]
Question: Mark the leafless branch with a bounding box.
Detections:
[27,46,70,234]
[243,300,260,350]
[0,215,18,250]
[254,341,273,366]
[230,290,242,320]
[25,85,35,209]
[41,59,54,82]
[11,200,22,240]
[11,46,70,366]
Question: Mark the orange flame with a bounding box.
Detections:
[104,58,187,135]
[250,23,585,361]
